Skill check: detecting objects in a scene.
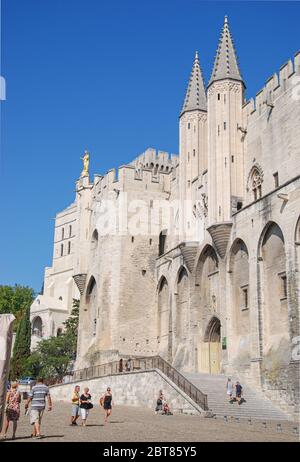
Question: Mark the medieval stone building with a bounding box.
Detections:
[30,17,300,415]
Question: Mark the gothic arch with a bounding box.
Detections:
[247,163,264,191]
[204,316,221,342]
[258,220,285,258]
[157,276,172,361]
[86,275,97,302]
[228,239,250,365]
[258,221,288,351]
[229,238,249,271]
[85,275,98,336]
[159,230,167,256]
[175,267,189,344]
[194,245,219,315]
[32,316,43,337]
[91,229,98,249]
[157,274,168,293]
[295,215,300,245]
[195,245,219,282]
[247,164,264,201]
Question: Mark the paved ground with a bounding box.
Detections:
[1,402,299,442]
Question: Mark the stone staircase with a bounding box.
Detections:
[184,372,290,421]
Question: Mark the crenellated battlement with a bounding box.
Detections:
[243,50,300,121]
[87,147,178,197]
[130,147,178,173]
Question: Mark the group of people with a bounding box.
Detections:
[118,358,133,373]
[0,378,52,440]
[70,385,113,427]
[0,378,113,440]
[226,378,244,404]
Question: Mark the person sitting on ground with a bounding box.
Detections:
[162,400,173,416]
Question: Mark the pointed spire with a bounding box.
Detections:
[209,16,244,87]
[180,51,207,116]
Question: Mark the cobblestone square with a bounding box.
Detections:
[1,402,298,443]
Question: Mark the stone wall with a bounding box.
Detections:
[49,369,203,415]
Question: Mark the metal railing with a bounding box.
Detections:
[67,355,208,411]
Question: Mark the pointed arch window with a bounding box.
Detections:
[250,167,263,201]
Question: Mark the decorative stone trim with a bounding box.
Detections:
[73,273,87,295]
[207,222,233,259]
[179,242,199,273]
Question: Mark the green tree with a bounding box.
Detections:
[10,304,32,379]
[24,299,80,382]
[25,335,74,382]
[63,298,80,356]
[0,285,35,331]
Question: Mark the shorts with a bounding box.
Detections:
[80,408,89,420]
[71,404,79,417]
[30,408,44,425]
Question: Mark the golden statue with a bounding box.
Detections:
[80,150,90,177]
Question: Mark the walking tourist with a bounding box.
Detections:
[0,382,21,440]
[80,387,93,426]
[101,387,113,424]
[126,358,133,371]
[235,381,243,404]
[25,377,52,439]
[226,378,233,402]
[70,385,80,425]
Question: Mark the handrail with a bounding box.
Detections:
[63,355,208,411]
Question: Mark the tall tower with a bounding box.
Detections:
[179,51,207,241]
[207,16,245,257]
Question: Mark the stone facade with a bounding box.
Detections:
[49,370,203,415]
[30,18,300,417]
[30,203,80,349]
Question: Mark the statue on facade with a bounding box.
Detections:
[80,150,90,177]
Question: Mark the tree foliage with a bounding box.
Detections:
[10,303,32,379]
[24,299,80,382]
[0,285,35,331]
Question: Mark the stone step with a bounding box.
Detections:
[183,372,289,421]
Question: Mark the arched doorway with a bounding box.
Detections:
[199,317,221,374]
[157,277,172,361]
[85,276,97,336]
[32,316,43,338]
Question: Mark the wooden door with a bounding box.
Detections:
[197,342,210,373]
[209,342,221,374]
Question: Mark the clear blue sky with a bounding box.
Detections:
[1,0,299,292]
